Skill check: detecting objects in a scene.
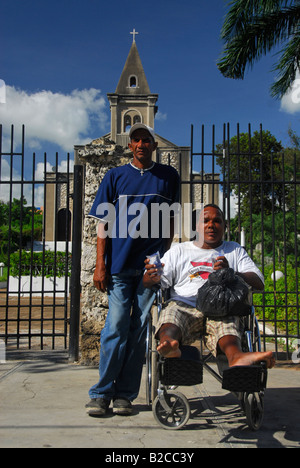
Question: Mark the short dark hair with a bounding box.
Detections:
[202,204,225,222]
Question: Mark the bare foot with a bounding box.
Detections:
[157,339,182,358]
[229,351,275,369]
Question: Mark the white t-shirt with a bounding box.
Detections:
[160,241,264,307]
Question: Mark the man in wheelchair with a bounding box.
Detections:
[143,204,275,371]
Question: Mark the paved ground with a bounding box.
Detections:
[0,351,299,449]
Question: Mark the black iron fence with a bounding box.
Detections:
[188,123,300,359]
[0,125,75,351]
[1,123,299,360]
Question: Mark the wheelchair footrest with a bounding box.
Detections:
[160,346,203,387]
[222,363,268,393]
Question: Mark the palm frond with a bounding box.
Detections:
[222,0,294,41]
[218,5,300,81]
[271,33,300,97]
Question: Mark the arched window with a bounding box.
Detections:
[133,115,141,125]
[124,114,132,132]
[129,76,137,88]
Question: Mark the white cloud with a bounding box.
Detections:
[57,159,74,173]
[155,110,167,121]
[280,71,300,114]
[0,86,108,151]
[0,158,29,203]
[0,158,74,207]
[34,162,53,181]
[34,160,74,181]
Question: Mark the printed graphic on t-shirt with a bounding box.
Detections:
[189,261,213,280]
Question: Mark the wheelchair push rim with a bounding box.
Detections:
[145,307,159,406]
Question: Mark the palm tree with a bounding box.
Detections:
[217,0,300,98]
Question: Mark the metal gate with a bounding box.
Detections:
[188,123,300,359]
[1,123,299,360]
[0,125,82,355]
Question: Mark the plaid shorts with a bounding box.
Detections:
[155,300,243,356]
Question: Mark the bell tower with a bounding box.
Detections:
[107,30,158,146]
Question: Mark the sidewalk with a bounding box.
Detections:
[0,351,299,449]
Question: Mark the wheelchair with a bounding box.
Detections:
[145,287,268,431]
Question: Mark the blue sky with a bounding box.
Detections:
[1,0,300,164]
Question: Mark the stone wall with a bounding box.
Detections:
[77,138,132,365]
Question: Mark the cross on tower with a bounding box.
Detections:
[130,29,139,43]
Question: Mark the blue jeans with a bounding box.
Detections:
[89,269,155,402]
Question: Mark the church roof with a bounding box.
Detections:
[115,41,151,95]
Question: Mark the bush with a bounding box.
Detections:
[254,263,300,337]
[0,198,43,264]
[9,250,72,278]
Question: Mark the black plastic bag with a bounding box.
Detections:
[196,268,251,318]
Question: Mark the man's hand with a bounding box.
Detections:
[143,258,164,288]
[213,256,229,271]
[94,223,109,292]
[213,256,264,291]
[93,261,109,292]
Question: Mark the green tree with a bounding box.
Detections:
[283,127,300,212]
[217,0,300,98]
[0,197,32,227]
[0,198,43,263]
[216,129,285,220]
[0,201,9,226]
[287,126,300,150]
[244,212,300,264]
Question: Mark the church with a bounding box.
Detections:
[104,29,182,152]
[44,32,219,244]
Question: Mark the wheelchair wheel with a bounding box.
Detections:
[145,308,159,406]
[244,392,264,431]
[153,391,190,430]
[242,311,262,353]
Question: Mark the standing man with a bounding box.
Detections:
[86,123,180,416]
